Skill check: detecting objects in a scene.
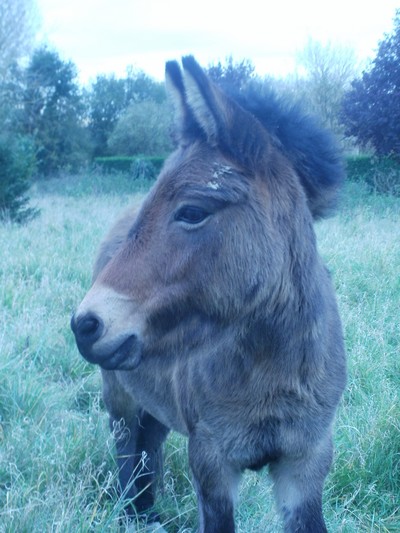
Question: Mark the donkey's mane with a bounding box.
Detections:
[222,84,345,219]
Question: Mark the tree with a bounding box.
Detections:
[125,66,165,103]
[87,69,166,156]
[86,74,127,156]
[0,63,26,132]
[295,38,358,131]
[207,56,255,90]
[0,134,38,223]
[0,0,38,132]
[0,1,39,222]
[108,100,173,156]
[22,47,91,174]
[341,10,400,157]
[0,0,38,72]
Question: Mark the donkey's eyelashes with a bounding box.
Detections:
[174,205,210,226]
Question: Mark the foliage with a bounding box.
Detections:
[22,47,92,175]
[1,53,169,178]
[94,156,165,176]
[86,69,166,157]
[0,181,399,531]
[346,154,400,196]
[85,75,127,157]
[130,158,160,181]
[341,9,400,157]
[0,45,38,223]
[207,56,256,90]
[295,38,358,132]
[124,66,166,104]
[107,99,173,157]
[0,135,39,223]
[0,0,38,72]
[0,63,26,132]
[33,169,156,198]
[345,154,375,179]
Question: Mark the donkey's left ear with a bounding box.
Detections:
[165,59,205,144]
[166,56,227,146]
[181,56,269,172]
[180,56,221,144]
[166,56,269,171]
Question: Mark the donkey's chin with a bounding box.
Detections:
[81,334,142,371]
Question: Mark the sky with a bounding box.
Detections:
[36,0,399,84]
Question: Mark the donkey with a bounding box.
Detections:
[71,56,346,532]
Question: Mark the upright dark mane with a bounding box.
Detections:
[223,84,345,219]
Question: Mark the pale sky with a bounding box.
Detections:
[36,0,399,84]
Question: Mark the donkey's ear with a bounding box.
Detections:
[180,55,221,144]
[165,60,187,131]
[167,56,269,171]
[181,56,269,171]
[165,60,205,144]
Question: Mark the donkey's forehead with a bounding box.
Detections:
[208,163,236,188]
[170,161,239,194]
[157,145,249,201]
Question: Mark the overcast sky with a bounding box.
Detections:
[36,0,398,84]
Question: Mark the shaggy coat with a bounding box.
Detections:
[71,56,346,533]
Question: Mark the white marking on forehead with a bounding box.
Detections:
[207,163,234,190]
[212,163,234,179]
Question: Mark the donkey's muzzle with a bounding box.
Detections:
[70,312,142,370]
[71,312,104,350]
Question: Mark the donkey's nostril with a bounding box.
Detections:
[71,312,104,346]
[80,316,100,335]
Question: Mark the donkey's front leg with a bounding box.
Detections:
[111,409,169,517]
[189,428,239,533]
[102,370,169,518]
[269,435,333,533]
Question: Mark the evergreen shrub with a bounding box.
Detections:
[0,136,39,223]
[346,155,400,196]
[94,156,165,178]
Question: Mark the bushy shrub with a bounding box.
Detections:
[94,156,165,178]
[93,156,136,173]
[130,158,159,180]
[0,135,39,223]
[107,100,173,157]
[346,155,375,179]
[346,155,400,196]
[369,165,400,196]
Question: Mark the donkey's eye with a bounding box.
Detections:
[175,205,210,225]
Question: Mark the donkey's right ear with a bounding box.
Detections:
[165,60,205,144]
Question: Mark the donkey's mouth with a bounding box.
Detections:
[80,334,142,371]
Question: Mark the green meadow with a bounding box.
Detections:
[0,175,399,532]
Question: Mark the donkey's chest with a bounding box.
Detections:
[117,353,320,448]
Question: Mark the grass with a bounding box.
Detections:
[0,175,399,532]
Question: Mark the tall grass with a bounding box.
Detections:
[0,175,399,532]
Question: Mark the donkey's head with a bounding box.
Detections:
[71,57,325,370]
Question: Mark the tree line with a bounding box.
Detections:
[0,1,399,222]
[1,47,174,176]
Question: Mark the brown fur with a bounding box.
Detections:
[71,57,346,532]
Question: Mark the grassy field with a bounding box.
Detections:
[0,175,399,532]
